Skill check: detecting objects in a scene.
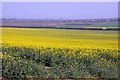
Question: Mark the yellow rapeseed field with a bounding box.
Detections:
[1,28,119,78]
[1,28,118,50]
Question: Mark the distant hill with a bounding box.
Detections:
[1,18,119,29]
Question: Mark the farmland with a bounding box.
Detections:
[2,28,118,49]
[1,28,119,79]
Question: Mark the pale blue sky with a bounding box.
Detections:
[1,0,119,2]
[2,2,118,19]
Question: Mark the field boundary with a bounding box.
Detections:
[1,26,120,31]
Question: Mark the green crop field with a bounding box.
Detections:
[1,28,119,79]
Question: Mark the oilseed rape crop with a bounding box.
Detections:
[1,28,119,79]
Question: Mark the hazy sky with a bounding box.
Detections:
[1,0,119,2]
[2,2,118,19]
